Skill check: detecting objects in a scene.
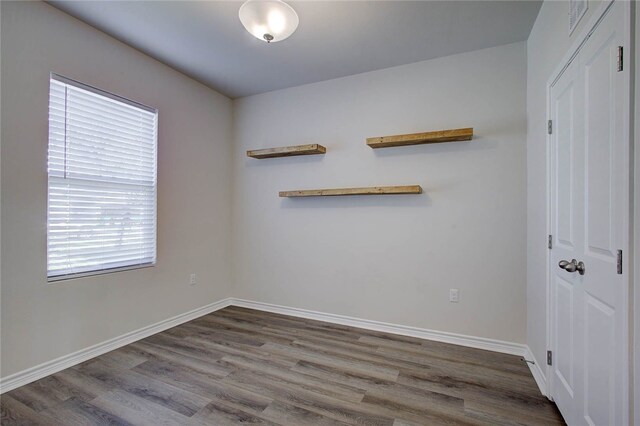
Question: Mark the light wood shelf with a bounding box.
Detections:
[279,185,422,198]
[367,127,473,149]
[247,144,326,159]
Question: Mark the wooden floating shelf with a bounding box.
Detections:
[279,185,422,198]
[247,144,326,159]
[367,127,473,149]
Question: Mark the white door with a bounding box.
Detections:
[550,50,584,425]
[549,2,629,425]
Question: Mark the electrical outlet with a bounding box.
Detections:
[189,273,197,285]
[449,288,459,303]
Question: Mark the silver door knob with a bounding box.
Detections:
[558,259,585,275]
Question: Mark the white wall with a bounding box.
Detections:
[526,0,604,369]
[232,42,528,344]
[0,1,233,378]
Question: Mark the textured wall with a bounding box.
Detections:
[232,42,528,344]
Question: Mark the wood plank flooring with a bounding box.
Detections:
[1,307,565,425]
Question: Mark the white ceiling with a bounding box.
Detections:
[49,1,542,99]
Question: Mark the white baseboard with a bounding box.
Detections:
[230,298,528,357]
[523,346,549,397]
[0,297,233,394]
[1,297,546,398]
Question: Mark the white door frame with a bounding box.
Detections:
[634,1,640,420]
[544,0,633,421]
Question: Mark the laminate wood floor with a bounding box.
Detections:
[1,307,565,425]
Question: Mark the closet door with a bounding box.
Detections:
[548,2,629,424]
[549,49,584,426]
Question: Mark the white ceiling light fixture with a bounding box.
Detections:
[239,0,299,43]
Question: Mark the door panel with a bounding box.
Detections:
[550,56,583,425]
[584,295,615,426]
[578,3,627,423]
[555,82,576,248]
[554,276,575,394]
[584,34,615,259]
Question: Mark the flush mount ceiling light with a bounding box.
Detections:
[239,0,299,43]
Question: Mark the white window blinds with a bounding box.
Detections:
[47,74,158,281]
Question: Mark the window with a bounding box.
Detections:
[47,74,158,281]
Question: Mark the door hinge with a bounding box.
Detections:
[547,120,553,134]
[617,250,622,274]
[548,235,553,249]
[616,46,623,72]
[547,350,552,366]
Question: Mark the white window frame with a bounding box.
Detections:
[47,73,158,282]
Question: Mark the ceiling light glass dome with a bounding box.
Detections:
[239,0,299,43]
